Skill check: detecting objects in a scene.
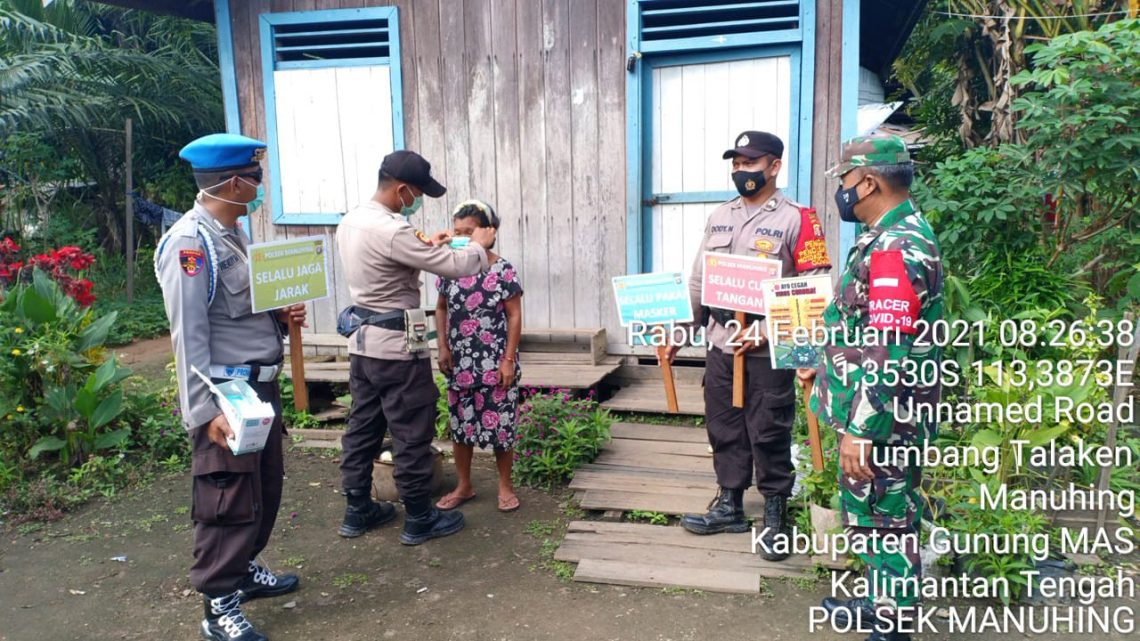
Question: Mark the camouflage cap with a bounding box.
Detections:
[826,134,911,178]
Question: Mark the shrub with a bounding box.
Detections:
[513,389,612,489]
[0,249,187,520]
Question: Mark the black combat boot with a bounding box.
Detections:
[399,499,465,546]
[201,592,268,641]
[680,487,749,535]
[237,560,300,602]
[821,596,877,628]
[338,488,397,538]
[757,494,791,561]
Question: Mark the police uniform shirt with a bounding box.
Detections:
[337,200,489,360]
[686,189,831,355]
[155,203,283,430]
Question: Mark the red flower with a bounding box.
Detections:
[71,279,95,307]
[0,237,19,255]
[68,254,94,271]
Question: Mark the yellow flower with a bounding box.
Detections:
[13,327,22,334]
[4,414,11,421]
[16,406,24,413]
[968,497,978,505]
[10,349,20,356]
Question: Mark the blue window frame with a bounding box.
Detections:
[259,7,404,226]
[625,0,815,273]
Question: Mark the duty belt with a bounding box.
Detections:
[209,363,282,382]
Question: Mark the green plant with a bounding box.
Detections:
[525,519,558,538]
[628,510,669,526]
[1,0,222,250]
[331,573,367,589]
[1,268,131,465]
[278,379,319,430]
[512,390,613,489]
[434,374,450,440]
[1010,18,1140,275]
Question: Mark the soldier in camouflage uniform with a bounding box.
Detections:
[808,135,943,641]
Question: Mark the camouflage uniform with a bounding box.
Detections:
[810,136,944,613]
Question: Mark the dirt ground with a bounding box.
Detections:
[3,339,1135,641]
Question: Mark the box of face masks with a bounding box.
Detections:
[192,366,276,455]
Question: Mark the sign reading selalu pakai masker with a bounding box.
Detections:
[247,235,330,313]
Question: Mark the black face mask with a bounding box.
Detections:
[732,169,767,198]
[834,183,862,222]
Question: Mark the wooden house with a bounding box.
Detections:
[97,0,924,356]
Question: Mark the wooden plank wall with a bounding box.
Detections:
[810,0,846,276]
[228,0,629,345]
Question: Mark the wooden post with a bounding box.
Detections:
[656,344,680,414]
[124,117,134,304]
[288,318,309,412]
[802,377,824,471]
[732,311,746,408]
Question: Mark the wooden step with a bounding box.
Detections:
[602,382,705,416]
[558,521,821,594]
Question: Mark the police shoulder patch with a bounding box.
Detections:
[179,249,205,277]
[793,207,831,272]
[414,230,432,245]
[867,250,918,335]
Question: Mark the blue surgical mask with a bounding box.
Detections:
[450,236,471,249]
[245,183,265,215]
[399,186,423,217]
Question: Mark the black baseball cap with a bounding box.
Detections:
[722,131,784,160]
[380,150,447,198]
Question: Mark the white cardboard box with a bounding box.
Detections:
[192,367,276,455]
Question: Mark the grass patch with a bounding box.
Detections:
[332,573,368,589]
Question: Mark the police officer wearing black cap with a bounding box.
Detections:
[663,131,831,557]
[336,150,496,544]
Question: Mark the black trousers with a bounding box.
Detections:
[704,348,796,496]
[189,380,284,596]
[340,355,439,503]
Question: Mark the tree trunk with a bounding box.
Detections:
[983,1,1018,145]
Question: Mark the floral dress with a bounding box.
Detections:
[437,259,524,451]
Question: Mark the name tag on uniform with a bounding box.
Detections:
[224,365,252,379]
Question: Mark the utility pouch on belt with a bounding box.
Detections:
[404,309,430,352]
[337,306,405,338]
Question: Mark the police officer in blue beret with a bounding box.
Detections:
[155,133,306,641]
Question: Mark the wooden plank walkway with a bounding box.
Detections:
[601,381,705,415]
[570,422,767,517]
[559,423,846,593]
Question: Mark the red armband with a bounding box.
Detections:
[793,207,831,272]
[867,250,919,335]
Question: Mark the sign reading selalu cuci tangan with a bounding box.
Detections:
[247,235,330,313]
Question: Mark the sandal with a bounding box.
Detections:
[436,491,476,511]
[498,494,520,513]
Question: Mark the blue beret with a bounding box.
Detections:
[179,133,267,172]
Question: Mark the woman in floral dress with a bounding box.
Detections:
[435,200,524,512]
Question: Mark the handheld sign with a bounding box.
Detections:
[762,275,834,369]
[247,235,331,412]
[700,253,782,408]
[248,235,331,313]
[700,252,782,315]
[611,272,693,326]
[612,272,692,413]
